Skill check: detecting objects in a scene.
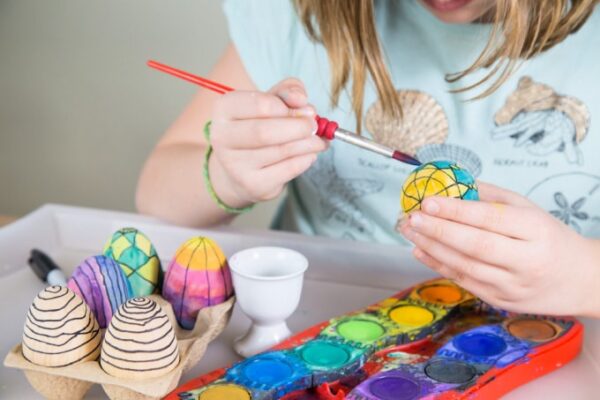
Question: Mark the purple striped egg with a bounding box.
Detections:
[67,255,133,328]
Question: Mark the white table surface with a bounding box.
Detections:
[1,205,599,399]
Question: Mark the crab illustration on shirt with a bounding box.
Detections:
[492,77,590,165]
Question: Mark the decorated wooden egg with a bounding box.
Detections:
[162,237,234,330]
[400,160,479,215]
[103,227,162,297]
[22,286,101,367]
[67,255,133,328]
[100,297,179,379]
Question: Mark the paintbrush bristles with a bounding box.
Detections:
[392,150,421,166]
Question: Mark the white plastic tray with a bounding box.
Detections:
[0,204,599,399]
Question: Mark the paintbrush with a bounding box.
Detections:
[147,60,421,166]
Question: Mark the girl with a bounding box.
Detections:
[137,0,600,318]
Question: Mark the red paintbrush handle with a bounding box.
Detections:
[148,60,338,140]
[147,60,234,94]
[314,116,338,140]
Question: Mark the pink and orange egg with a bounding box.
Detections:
[162,237,234,329]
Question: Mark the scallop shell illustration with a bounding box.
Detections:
[22,286,101,367]
[416,143,482,178]
[100,297,180,379]
[365,90,449,156]
[495,76,590,143]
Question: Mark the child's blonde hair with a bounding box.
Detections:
[294,0,598,130]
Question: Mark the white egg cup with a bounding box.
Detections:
[229,247,308,358]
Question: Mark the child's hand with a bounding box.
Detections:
[399,182,600,318]
[208,78,328,208]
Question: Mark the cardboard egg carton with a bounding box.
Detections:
[4,295,235,400]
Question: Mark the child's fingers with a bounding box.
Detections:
[223,137,327,169]
[401,224,510,283]
[412,247,444,271]
[412,247,505,302]
[268,77,310,108]
[223,153,316,202]
[406,212,526,269]
[257,153,317,191]
[214,90,314,120]
[412,247,464,280]
[212,117,317,149]
[249,136,328,168]
[420,196,537,240]
[477,182,535,208]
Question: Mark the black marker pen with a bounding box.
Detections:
[28,249,68,286]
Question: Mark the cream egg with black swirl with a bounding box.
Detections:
[100,297,179,379]
[22,286,101,367]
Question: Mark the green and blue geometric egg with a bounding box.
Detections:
[103,227,162,297]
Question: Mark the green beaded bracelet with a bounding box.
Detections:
[203,121,254,214]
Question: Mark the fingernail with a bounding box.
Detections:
[413,247,424,259]
[298,106,315,117]
[278,90,290,101]
[398,222,407,233]
[279,87,306,102]
[409,213,423,228]
[423,199,440,215]
[289,107,314,118]
[289,87,305,97]
[404,228,416,240]
[311,119,318,135]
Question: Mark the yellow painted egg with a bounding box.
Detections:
[401,161,479,215]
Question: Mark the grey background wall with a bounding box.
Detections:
[0,0,278,228]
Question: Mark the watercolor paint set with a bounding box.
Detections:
[168,278,583,400]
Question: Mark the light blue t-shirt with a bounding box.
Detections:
[223,0,600,244]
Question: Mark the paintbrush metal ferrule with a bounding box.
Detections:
[334,127,396,158]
